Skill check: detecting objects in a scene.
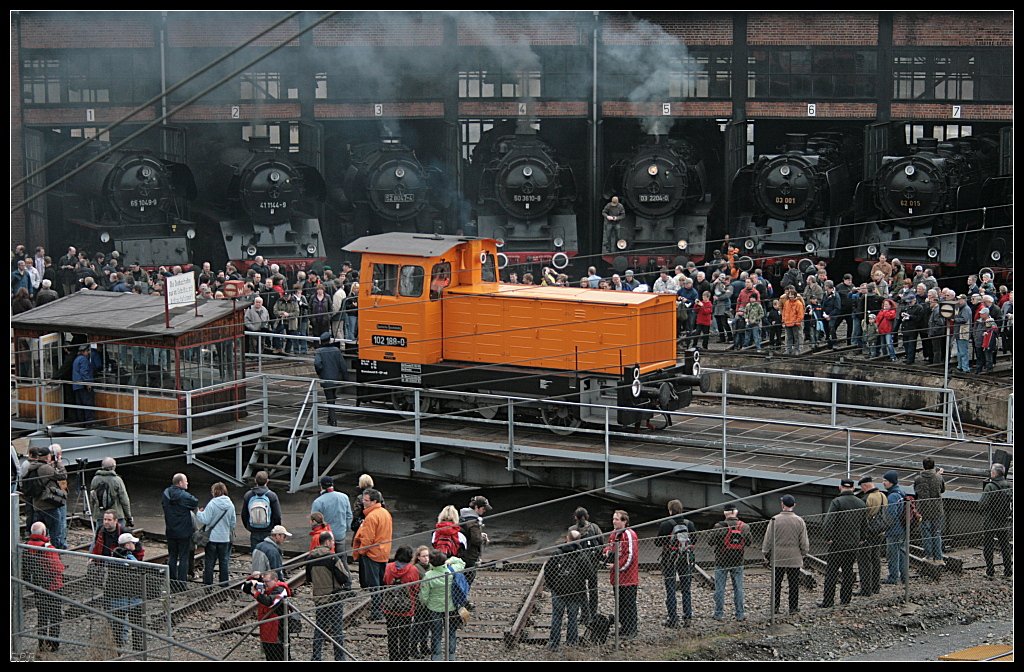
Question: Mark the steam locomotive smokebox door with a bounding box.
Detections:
[617,364,642,426]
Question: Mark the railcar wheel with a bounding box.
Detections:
[540,405,582,436]
[476,400,500,420]
[391,390,433,414]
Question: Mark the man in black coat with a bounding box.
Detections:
[820,479,867,608]
[314,332,350,426]
[655,499,697,628]
[545,530,587,651]
[902,294,931,364]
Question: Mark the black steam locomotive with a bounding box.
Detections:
[853,135,1000,277]
[341,134,451,238]
[602,131,721,274]
[467,121,578,274]
[48,145,197,267]
[191,139,326,273]
[731,132,860,272]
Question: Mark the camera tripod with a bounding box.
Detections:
[72,458,96,536]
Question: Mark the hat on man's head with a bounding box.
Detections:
[625,270,634,276]
[723,503,738,512]
[840,478,855,488]
[915,265,923,271]
[470,495,492,512]
[858,476,874,485]
[319,332,333,344]
[319,475,334,489]
[957,294,967,300]
[883,470,899,485]
[118,532,140,545]
[270,525,292,537]
[780,494,796,507]
[78,343,91,351]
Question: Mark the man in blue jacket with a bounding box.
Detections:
[311,475,353,554]
[881,471,908,585]
[162,473,199,592]
[72,344,103,424]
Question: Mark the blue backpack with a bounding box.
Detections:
[248,491,273,530]
[446,565,470,609]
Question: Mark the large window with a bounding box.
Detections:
[459,69,541,99]
[22,58,62,104]
[748,48,876,99]
[603,48,732,100]
[893,50,1012,102]
[22,51,156,105]
[241,71,283,100]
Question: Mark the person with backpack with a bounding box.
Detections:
[881,471,909,585]
[979,463,1012,579]
[856,476,888,596]
[432,505,467,559]
[570,507,603,627]
[761,494,809,616]
[242,471,283,554]
[23,445,69,550]
[418,548,467,660]
[603,509,640,638]
[655,499,697,628]
[90,457,133,528]
[820,480,867,608]
[24,521,65,652]
[458,495,492,586]
[545,529,587,651]
[709,503,749,622]
[195,482,237,586]
[913,457,946,565]
[307,532,352,661]
[161,472,199,592]
[382,545,420,661]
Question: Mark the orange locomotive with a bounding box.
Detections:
[343,233,704,434]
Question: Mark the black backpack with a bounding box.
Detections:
[21,463,44,501]
[93,480,114,511]
[545,551,585,596]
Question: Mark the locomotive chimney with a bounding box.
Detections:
[786,133,809,153]
[514,119,537,136]
[916,137,939,151]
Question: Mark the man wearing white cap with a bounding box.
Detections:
[252,524,292,581]
[106,531,145,650]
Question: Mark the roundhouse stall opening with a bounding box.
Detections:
[344,233,702,434]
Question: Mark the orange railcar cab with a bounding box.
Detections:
[343,233,703,433]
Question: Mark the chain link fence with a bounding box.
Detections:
[12,491,1012,661]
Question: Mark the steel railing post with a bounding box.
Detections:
[722,371,728,493]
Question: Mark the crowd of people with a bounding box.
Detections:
[12,240,1011,375]
[17,446,1013,660]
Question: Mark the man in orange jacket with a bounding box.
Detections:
[353,487,392,620]
[780,285,806,355]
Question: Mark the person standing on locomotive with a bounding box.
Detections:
[602,196,625,228]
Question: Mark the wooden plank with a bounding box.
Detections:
[504,566,545,648]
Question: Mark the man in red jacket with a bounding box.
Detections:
[90,510,145,560]
[25,521,66,652]
[604,510,639,639]
[243,570,293,660]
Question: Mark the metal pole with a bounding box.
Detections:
[12,535,23,655]
[140,572,149,660]
[185,391,193,464]
[769,518,776,626]
[443,571,451,662]
[846,428,852,479]
[507,399,515,454]
[415,389,422,468]
[262,376,269,437]
[903,499,911,604]
[604,407,610,492]
[722,371,728,493]
[943,329,951,437]
[831,381,838,427]
[133,388,140,456]
[612,536,620,648]
[283,596,291,661]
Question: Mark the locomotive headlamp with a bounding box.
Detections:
[186,228,196,240]
[395,167,406,179]
[617,239,629,251]
[523,166,533,177]
[779,165,791,178]
[867,244,878,257]
[743,239,755,251]
[497,252,509,269]
[307,243,318,256]
[990,250,1001,262]
[495,238,505,248]
[553,237,564,250]
[927,247,939,259]
[648,164,659,176]
[269,171,281,183]
[246,245,258,257]
[676,240,688,251]
[904,165,916,177]
[140,166,153,179]
[804,242,816,254]
[100,232,111,244]
[552,252,570,270]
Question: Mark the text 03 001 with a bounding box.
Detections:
[372,335,408,348]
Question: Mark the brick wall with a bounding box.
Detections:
[20,11,156,49]
[457,13,582,46]
[602,101,732,118]
[602,13,732,46]
[167,12,302,48]
[891,102,1013,122]
[748,12,878,46]
[168,102,302,122]
[315,102,445,119]
[314,12,444,47]
[11,18,25,245]
[458,101,588,118]
[24,107,157,125]
[748,101,878,119]
[893,12,1012,46]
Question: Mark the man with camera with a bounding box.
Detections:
[22,445,69,549]
[242,570,294,661]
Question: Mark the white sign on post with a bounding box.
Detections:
[166,271,196,310]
